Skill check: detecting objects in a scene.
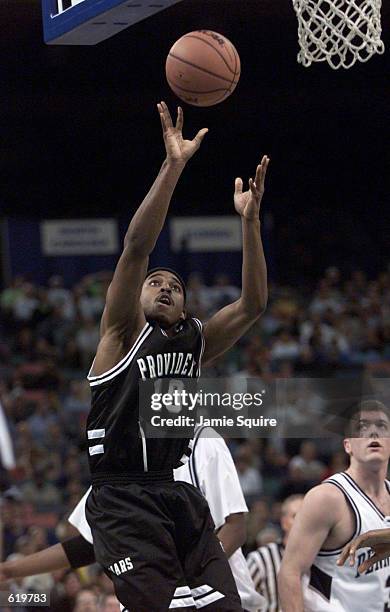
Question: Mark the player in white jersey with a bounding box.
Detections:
[278,399,390,612]
[246,495,303,611]
[178,426,264,612]
[0,426,264,612]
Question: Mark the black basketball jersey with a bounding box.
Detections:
[86,317,204,475]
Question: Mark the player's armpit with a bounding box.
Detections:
[0,543,70,581]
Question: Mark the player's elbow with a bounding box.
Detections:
[227,513,247,550]
[234,517,247,549]
[240,296,267,320]
[278,560,302,592]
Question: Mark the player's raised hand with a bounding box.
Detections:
[234,155,270,221]
[157,101,208,165]
[337,529,390,573]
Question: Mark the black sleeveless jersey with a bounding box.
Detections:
[86,317,204,475]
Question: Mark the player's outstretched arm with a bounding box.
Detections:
[0,543,70,585]
[337,528,390,573]
[217,513,246,558]
[94,102,208,373]
[202,156,269,365]
[278,484,342,612]
[0,535,97,586]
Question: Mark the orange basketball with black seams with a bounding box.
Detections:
[165,30,241,107]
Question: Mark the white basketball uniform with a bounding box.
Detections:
[303,471,390,612]
[69,426,264,612]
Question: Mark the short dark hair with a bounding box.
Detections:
[345,399,390,436]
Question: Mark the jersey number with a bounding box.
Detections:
[153,379,185,414]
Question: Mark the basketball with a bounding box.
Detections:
[165,30,241,107]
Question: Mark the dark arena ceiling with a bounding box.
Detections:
[0,0,389,243]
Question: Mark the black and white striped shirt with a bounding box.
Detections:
[247,542,284,612]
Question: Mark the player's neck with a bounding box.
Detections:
[159,319,184,337]
[346,464,388,497]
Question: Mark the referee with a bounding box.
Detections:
[247,495,303,612]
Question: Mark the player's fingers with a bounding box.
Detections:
[337,542,357,566]
[337,548,350,566]
[249,178,258,194]
[175,106,183,131]
[357,550,388,574]
[257,156,269,185]
[161,101,173,128]
[193,128,208,147]
[157,105,167,133]
[358,557,375,574]
[235,177,243,194]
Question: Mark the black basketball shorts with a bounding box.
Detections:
[86,477,243,611]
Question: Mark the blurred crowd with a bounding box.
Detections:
[0,266,389,610]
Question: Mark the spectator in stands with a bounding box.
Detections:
[73,587,99,612]
[27,398,59,444]
[210,273,240,310]
[288,440,326,482]
[235,445,263,504]
[51,569,82,612]
[75,317,100,370]
[0,488,26,559]
[309,279,343,315]
[270,329,301,362]
[13,283,39,324]
[47,275,75,321]
[185,272,214,318]
[0,276,25,318]
[276,464,311,502]
[21,469,62,510]
[99,593,121,612]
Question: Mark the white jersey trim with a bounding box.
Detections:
[88,323,153,387]
[341,472,390,520]
[88,444,104,456]
[317,478,361,556]
[87,429,105,440]
[192,317,205,377]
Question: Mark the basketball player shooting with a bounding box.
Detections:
[84,101,269,611]
[278,400,390,612]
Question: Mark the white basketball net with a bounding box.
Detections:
[292,0,385,69]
